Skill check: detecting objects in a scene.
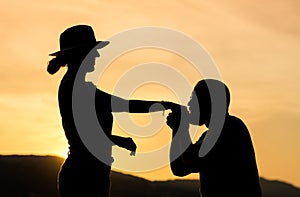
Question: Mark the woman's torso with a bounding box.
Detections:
[58,74,113,161]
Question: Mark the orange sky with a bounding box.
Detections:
[1,0,300,187]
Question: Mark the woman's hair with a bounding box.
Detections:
[47,55,68,75]
[47,46,92,75]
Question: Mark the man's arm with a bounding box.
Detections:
[167,107,201,176]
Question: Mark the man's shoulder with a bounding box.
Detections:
[225,115,249,134]
[227,115,246,125]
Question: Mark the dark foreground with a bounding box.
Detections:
[0,155,299,197]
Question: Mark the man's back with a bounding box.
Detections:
[199,115,261,196]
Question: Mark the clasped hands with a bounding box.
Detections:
[117,101,189,156]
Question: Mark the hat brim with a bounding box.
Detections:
[49,40,109,56]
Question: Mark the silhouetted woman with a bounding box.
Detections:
[47,25,172,197]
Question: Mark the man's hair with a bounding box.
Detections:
[193,79,231,110]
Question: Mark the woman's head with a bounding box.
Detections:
[47,24,109,75]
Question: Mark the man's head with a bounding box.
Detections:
[188,79,230,126]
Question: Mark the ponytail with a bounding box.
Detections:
[47,56,67,75]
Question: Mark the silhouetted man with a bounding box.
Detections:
[167,79,262,197]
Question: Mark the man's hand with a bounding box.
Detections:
[166,111,181,131]
[166,106,189,133]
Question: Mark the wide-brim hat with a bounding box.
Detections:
[49,25,109,56]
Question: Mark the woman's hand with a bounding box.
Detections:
[121,137,137,153]
[113,136,137,156]
[161,101,181,111]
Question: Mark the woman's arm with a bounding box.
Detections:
[96,88,180,113]
[113,96,181,113]
[110,135,137,152]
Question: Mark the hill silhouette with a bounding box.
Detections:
[0,155,299,197]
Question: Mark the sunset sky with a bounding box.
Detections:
[1,0,300,187]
